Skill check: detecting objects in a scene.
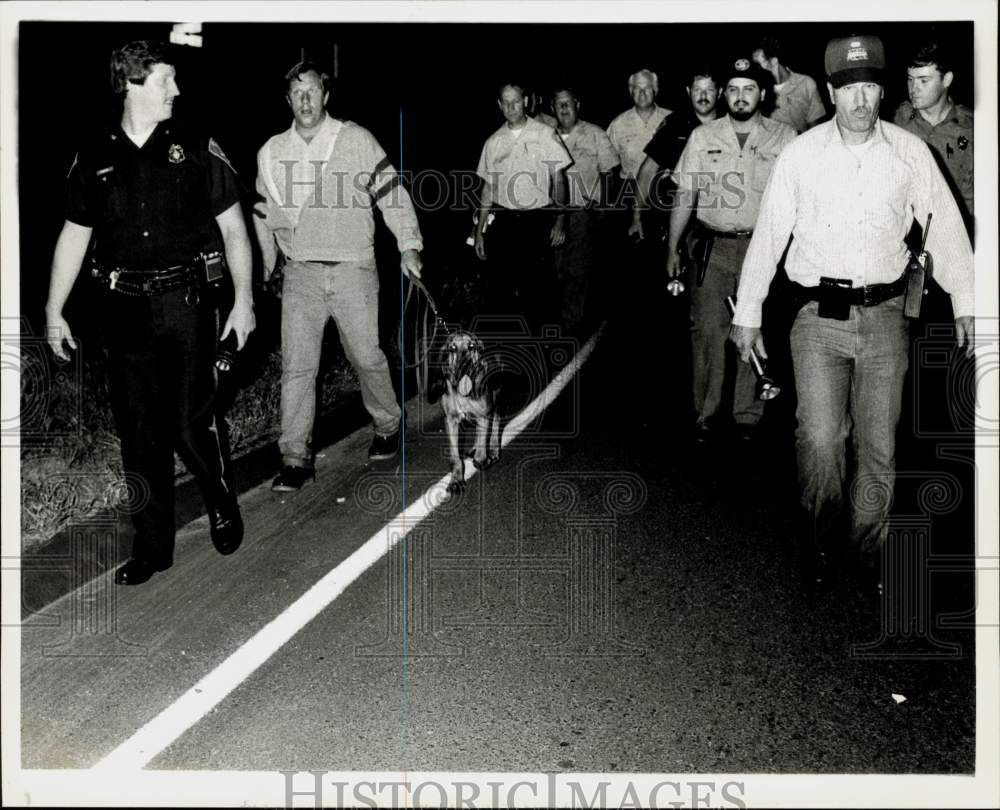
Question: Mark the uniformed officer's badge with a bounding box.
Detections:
[168,143,186,164]
[957,136,969,150]
[734,58,750,71]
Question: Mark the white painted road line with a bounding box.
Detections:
[92,324,605,771]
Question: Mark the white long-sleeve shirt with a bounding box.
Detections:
[734,119,974,327]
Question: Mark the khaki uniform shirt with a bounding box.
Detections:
[770,70,827,133]
[893,100,974,219]
[477,118,573,210]
[557,120,620,207]
[673,114,797,233]
[606,104,671,179]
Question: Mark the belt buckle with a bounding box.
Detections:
[861,285,875,306]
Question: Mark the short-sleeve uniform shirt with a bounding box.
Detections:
[477,118,573,210]
[673,114,797,232]
[770,71,827,133]
[606,104,671,180]
[557,120,620,207]
[893,100,974,219]
[66,120,242,267]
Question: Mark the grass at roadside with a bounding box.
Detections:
[20,251,483,552]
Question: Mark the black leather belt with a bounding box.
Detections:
[708,228,753,240]
[92,260,201,297]
[494,207,555,217]
[793,275,907,307]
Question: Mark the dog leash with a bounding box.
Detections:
[402,274,451,397]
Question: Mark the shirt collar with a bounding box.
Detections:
[724,112,765,142]
[112,119,170,149]
[288,112,335,146]
[824,117,892,149]
[630,104,662,122]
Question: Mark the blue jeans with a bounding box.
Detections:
[790,295,909,563]
[279,260,401,468]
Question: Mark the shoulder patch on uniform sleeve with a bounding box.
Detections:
[209,137,237,174]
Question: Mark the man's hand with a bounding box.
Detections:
[955,315,975,358]
[627,211,645,241]
[220,296,256,351]
[730,324,767,364]
[46,311,77,361]
[401,249,423,280]
[550,215,567,248]
[665,249,683,280]
[474,230,487,261]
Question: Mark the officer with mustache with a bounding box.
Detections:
[628,65,722,242]
[730,35,974,597]
[665,57,796,444]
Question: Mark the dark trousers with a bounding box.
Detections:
[103,288,233,564]
[485,209,559,335]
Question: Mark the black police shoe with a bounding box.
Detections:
[368,430,400,461]
[114,557,172,586]
[272,465,315,492]
[209,498,244,556]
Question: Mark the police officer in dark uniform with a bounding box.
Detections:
[45,40,255,586]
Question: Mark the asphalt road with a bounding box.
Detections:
[20,312,979,782]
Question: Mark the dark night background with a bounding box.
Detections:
[16,20,975,336]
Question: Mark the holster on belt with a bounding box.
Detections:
[903,250,932,319]
[903,213,934,319]
[91,251,227,297]
[679,220,714,286]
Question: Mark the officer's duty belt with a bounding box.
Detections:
[707,228,753,240]
[92,261,200,297]
[792,275,907,307]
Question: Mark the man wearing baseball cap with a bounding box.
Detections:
[730,35,974,598]
[666,56,796,444]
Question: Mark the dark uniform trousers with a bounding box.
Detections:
[485,209,559,335]
[65,120,243,565]
[103,287,232,564]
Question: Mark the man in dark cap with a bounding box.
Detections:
[731,35,974,596]
[665,56,796,444]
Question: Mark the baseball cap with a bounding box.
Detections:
[723,56,773,91]
[825,34,886,88]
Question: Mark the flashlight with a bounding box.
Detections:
[725,296,780,401]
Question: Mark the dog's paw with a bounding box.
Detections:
[446,477,466,495]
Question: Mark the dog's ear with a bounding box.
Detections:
[425,333,450,404]
[470,349,492,400]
